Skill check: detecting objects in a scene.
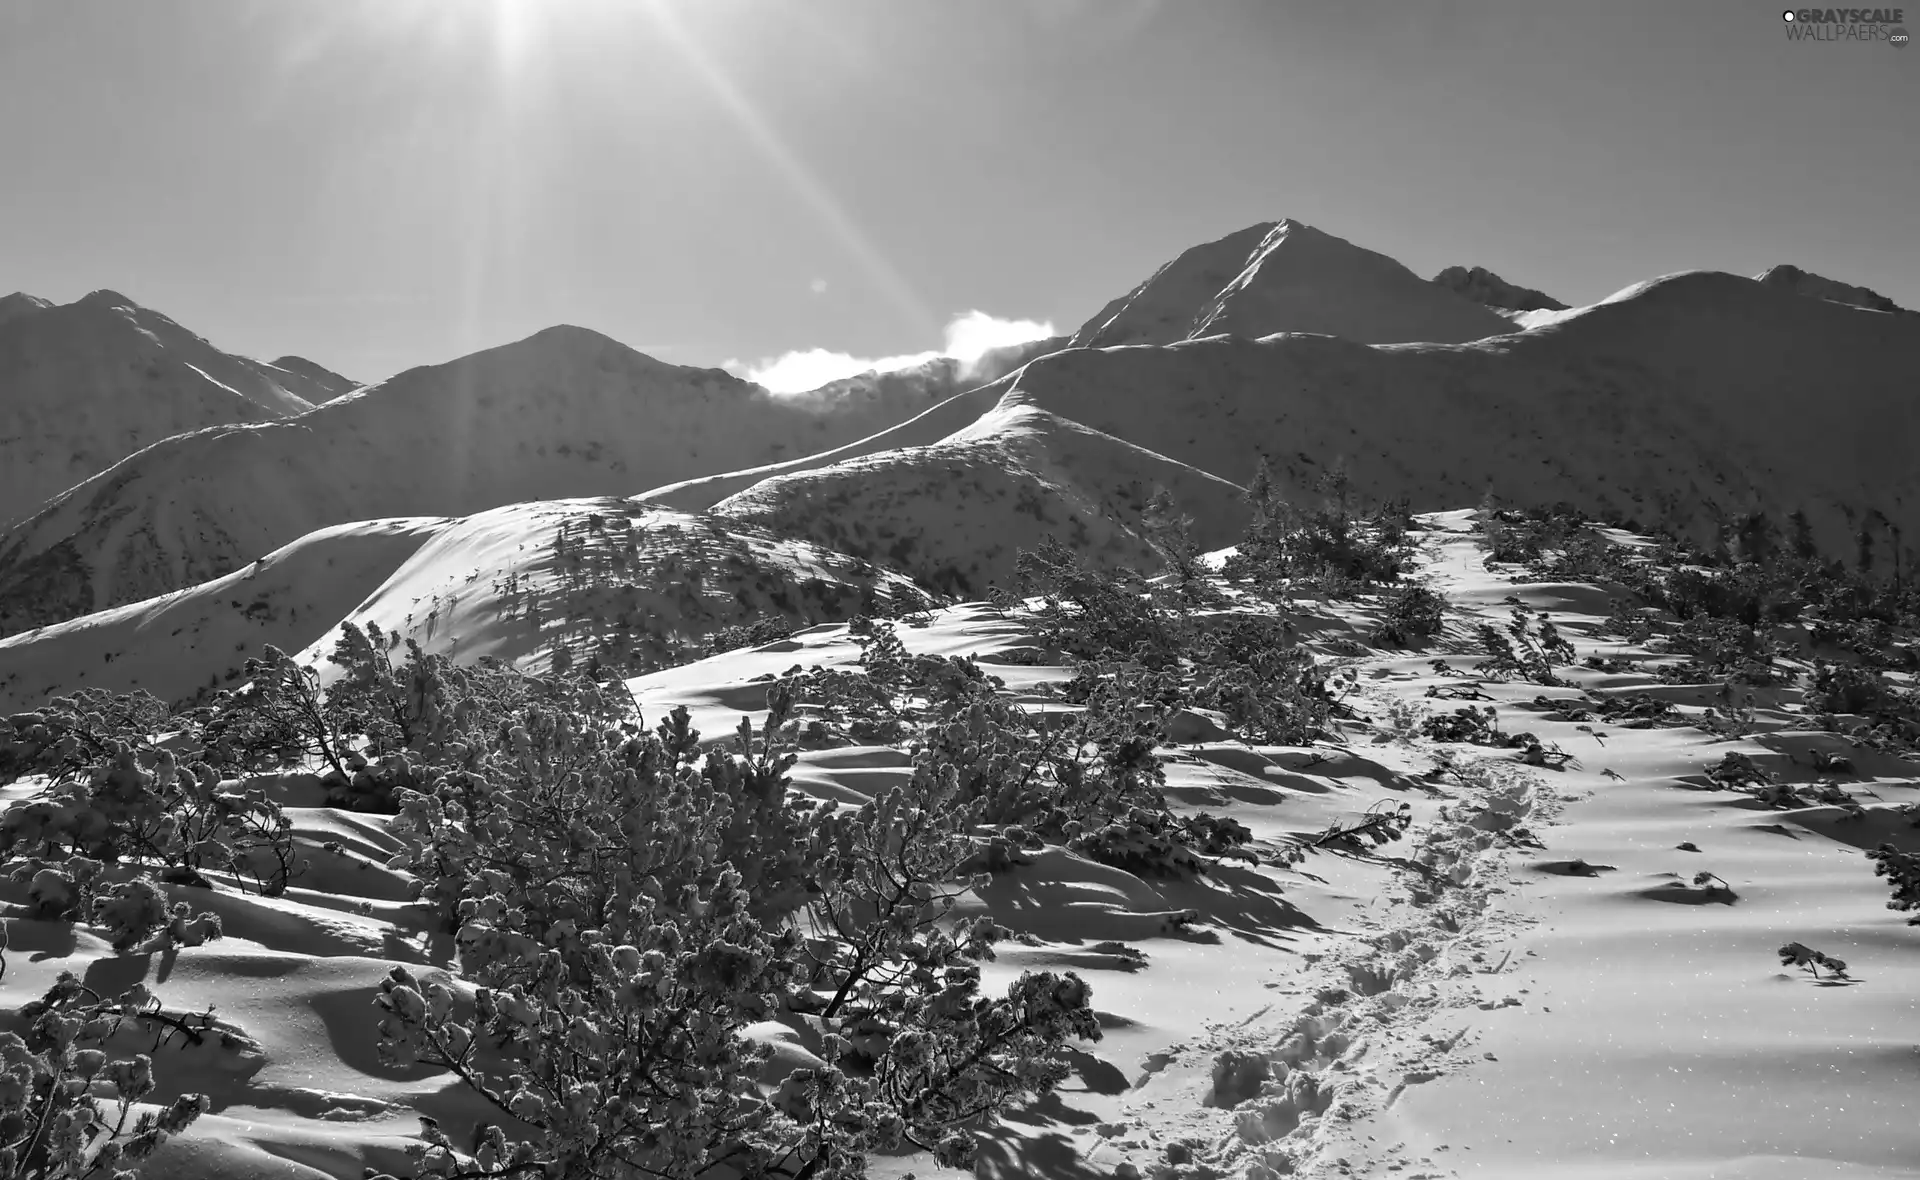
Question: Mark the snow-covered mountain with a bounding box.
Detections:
[5,220,1917,659]
[0,500,929,711]
[654,267,1918,597]
[260,354,358,402]
[1071,220,1517,348]
[1755,263,1909,314]
[1431,264,1569,313]
[0,290,328,525]
[0,325,975,635]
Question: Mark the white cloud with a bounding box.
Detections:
[727,310,1057,394]
[809,277,829,295]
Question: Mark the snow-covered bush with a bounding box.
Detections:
[0,691,301,930]
[1007,536,1187,667]
[1867,843,1920,925]
[1226,459,1415,596]
[1373,583,1448,647]
[0,968,208,1179]
[1183,644,1342,747]
[373,674,1098,1177]
[1474,604,1576,686]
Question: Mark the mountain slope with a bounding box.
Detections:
[0,290,321,524]
[288,500,929,683]
[0,326,959,634]
[1071,220,1516,348]
[10,514,1919,1179]
[712,402,1248,596]
[0,516,448,711]
[695,269,1919,595]
[1755,264,1909,314]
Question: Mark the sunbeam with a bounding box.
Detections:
[640,0,941,342]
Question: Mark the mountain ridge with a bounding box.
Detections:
[1071,219,1517,348]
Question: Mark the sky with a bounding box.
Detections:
[2,0,1915,389]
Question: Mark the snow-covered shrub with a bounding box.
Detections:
[1139,485,1222,607]
[1225,459,1414,596]
[1808,661,1908,718]
[1867,843,1920,925]
[1008,536,1187,667]
[1183,643,1342,746]
[1657,615,1782,685]
[705,616,798,656]
[1778,941,1848,980]
[193,627,520,811]
[1705,752,1772,792]
[374,674,1098,1177]
[191,646,352,779]
[1420,705,1510,746]
[1478,505,1583,566]
[1474,604,1576,686]
[0,692,302,927]
[784,621,994,747]
[0,969,208,1178]
[1069,808,1253,877]
[1373,583,1448,647]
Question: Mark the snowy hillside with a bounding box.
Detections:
[0,290,320,525]
[0,516,448,711]
[711,401,1248,597]
[0,326,973,636]
[5,510,1917,1179]
[674,269,1918,600]
[1070,220,1516,348]
[0,497,931,712]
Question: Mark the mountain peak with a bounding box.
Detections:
[74,288,140,311]
[1754,264,1906,314]
[1431,265,1568,312]
[0,292,52,326]
[1070,219,1515,348]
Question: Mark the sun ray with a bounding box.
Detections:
[640,0,940,340]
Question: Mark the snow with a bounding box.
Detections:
[261,355,360,403]
[1755,264,1910,315]
[13,227,1913,650]
[1,211,1919,1177]
[0,516,448,711]
[670,270,1920,600]
[0,291,317,526]
[1071,220,1517,348]
[0,324,993,635]
[8,511,1917,1178]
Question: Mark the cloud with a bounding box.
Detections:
[809,278,829,295]
[727,310,1057,394]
